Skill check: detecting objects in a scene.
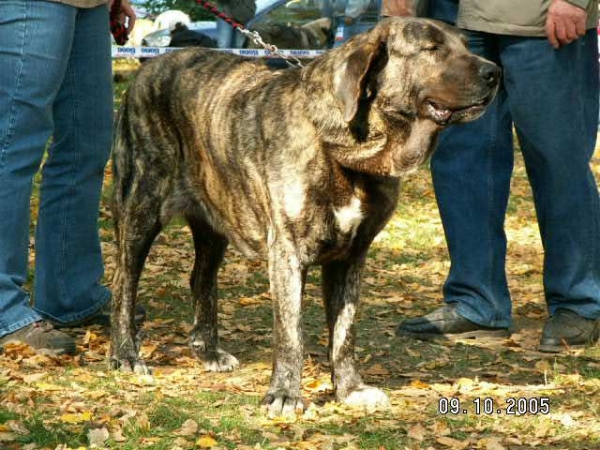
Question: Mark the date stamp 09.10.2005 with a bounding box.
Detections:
[438,397,550,416]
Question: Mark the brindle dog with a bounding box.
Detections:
[109,17,500,417]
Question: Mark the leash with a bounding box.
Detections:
[194,0,305,68]
[109,0,129,45]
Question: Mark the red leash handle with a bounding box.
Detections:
[195,0,246,30]
[110,0,129,45]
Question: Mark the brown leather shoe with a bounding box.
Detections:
[538,309,600,353]
[0,321,75,355]
[396,304,511,341]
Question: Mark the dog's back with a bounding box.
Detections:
[112,49,305,255]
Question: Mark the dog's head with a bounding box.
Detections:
[309,17,500,177]
[335,17,499,125]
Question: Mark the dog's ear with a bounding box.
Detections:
[335,27,388,123]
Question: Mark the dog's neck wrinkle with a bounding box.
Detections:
[301,54,433,178]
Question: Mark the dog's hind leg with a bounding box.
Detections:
[322,258,390,410]
[187,215,239,372]
[109,199,162,375]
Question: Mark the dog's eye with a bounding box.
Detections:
[421,43,438,52]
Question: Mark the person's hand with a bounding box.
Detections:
[545,0,587,49]
[122,0,136,34]
[380,0,414,17]
[109,0,137,34]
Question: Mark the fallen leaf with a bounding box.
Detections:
[534,360,551,374]
[136,412,150,431]
[35,382,63,391]
[476,437,506,450]
[3,342,34,357]
[111,427,127,443]
[365,364,390,376]
[0,432,15,442]
[409,380,430,389]
[305,379,330,392]
[60,411,93,424]
[172,436,194,449]
[88,427,110,447]
[436,436,469,449]
[140,343,159,359]
[407,424,426,441]
[4,420,29,436]
[453,377,475,393]
[176,419,198,437]
[83,330,98,345]
[196,435,218,448]
[239,296,261,306]
[22,373,45,384]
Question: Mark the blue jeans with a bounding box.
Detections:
[216,19,233,48]
[217,19,245,48]
[0,0,112,336]
[423,0,458,23]
[431,28,600,327]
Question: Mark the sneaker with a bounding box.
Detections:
[538,309,600,353]
[396,304,511,341]
[0,321,76,355]
[52,300,146,329]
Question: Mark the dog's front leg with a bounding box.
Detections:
[263,242,307,418]
[322,258,390,410]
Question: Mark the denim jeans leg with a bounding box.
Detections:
[0,0,80,336]
[431,32,514,328]
[217,19,233,48]
[501,31,600,319]
[424,0,458,24]
[33,5,112,323]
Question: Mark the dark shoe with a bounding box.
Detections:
[0,321,76,355]
[538,309,600,353]
[52,300,146,329]
[396,304,511,341]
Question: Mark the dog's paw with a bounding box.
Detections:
[262,392,305,419]
[190,338,239,372]
[202,349,240,372]
[341,385,390,411]
[109,356,152,375]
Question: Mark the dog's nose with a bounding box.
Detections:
[479,63,501,86]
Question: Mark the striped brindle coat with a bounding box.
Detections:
[109,17,500,418]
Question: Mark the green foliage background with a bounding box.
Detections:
[137,0,216,20]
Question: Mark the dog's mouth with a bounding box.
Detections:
[423,93,495,125]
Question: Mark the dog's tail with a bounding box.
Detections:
[110,91,135,231]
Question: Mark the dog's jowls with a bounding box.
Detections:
[109,17,500,417]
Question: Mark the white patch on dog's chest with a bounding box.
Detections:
[334,197,363,240]
[283,179,306,220]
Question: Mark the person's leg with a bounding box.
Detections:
[342,20,356,42]
[435,33,514,328]
[216,19,233,48]
[503,32,600,319]
[501,31,600,350]
[423,0,458,23]
[33,4,113,323]
[397,31,514,339]
[0,0,74,337]
[398,33,514,338]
